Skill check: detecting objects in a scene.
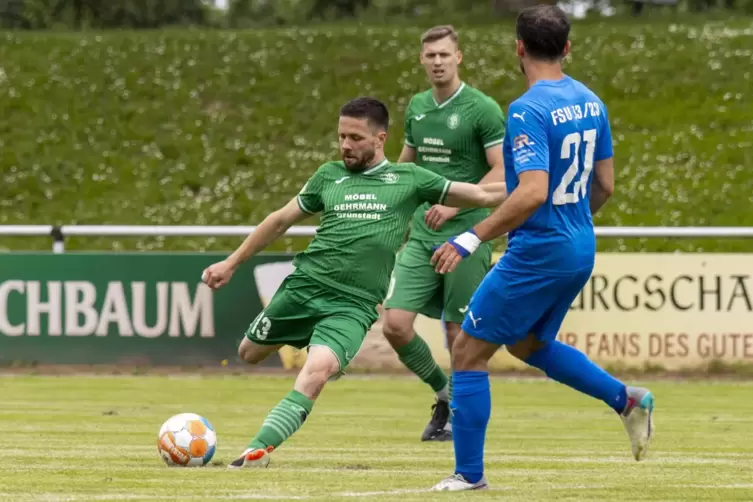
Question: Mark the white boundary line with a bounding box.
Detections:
[11,484,753,501]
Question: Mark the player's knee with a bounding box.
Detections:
[381,310,416,347]
[237,344,262,364]
[295,346,341,400]
[450,331,497,371]
[506,334,547,362]
[444,322,461,354]
[237,339,268,365]
[450,335,473,369]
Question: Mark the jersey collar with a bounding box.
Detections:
[433,81,466,109]
[362,158,389,175]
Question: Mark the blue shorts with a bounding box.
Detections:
[461,260,592,346]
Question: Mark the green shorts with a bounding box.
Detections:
[245,270,379,372]
[382,237,492,324]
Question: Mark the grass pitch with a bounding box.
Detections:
[1,373,752,501]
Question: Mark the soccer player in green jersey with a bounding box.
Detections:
[200,97,507,469]
[381,25,507,442]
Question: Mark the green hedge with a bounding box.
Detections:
[1,0,210,30]
[1,19,752,253]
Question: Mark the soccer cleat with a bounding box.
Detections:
[431,473,489,491]
[227,446,275,469]
[421,399,452,441]
[620,386,654,461]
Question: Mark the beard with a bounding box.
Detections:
[342,148,375,172]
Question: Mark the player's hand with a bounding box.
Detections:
[424,205,460,231]
[201,259,236,291]
[431,242,464,274]
[431,229,482,274]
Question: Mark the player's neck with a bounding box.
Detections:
[523,61,566,88]
[432,77,462,104]
[367,153,386,168]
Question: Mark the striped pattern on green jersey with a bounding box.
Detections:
[293,159,450,305]
[403,82,506,242]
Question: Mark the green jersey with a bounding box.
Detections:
[294,159,452,305]
[404,82,506,242]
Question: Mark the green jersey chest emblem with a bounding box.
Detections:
[446,112,460,130]
[379,172,400,184]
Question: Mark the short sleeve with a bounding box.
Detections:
[296,168,325,215]
[595,104,613,161]
[404,97,416,148]
[414,165,452,205]
[507,101,549,175]
[476,98,506,149]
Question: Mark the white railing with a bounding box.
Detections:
[2,225,753,253]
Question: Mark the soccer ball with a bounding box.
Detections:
[157,413,217,467]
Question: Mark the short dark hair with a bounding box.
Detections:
[516,5,570,62]
[421,25,459,46]
[339,97,390,131]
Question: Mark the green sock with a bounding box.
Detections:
[248,390,314,450]
[448,369,453,401]
[396,334,449,396]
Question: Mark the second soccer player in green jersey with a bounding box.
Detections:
[381,25,507,442]
[200,97,507,469]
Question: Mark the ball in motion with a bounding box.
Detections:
[157,413,217,467]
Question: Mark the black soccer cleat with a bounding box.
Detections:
[421,399,452,441]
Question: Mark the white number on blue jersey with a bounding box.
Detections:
[553,129,597,206]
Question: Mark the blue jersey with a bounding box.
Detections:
[501,75,613,273]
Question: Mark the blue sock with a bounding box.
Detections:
[451,371,490,484]
[526,341,627,414]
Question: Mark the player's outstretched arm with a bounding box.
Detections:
[590,157,614,215]
[475,96,507,185]
[443,181,508,208]
[432,170,547,274]
[424,145,506,231]
[473,170,547,238]
[201,198,310,290]
[477,145,505,185]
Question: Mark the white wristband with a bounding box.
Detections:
[454,231,482,255]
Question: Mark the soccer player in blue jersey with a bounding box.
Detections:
[428,5,655,491]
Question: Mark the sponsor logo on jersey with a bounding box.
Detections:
[334,193,386,220]
[423,137,444,146]
[513,134,535,151]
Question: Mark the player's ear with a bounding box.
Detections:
[456,50,463,65]
[563,40,571,58]
[377,130,388,145]
[516,40,525,58]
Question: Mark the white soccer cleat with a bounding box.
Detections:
[431,473,489,491]
[620,386,655,461]
[227,446,274,469]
